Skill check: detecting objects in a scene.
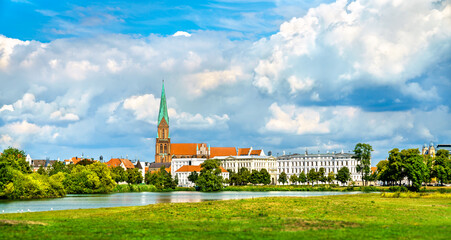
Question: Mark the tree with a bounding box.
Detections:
[353,143,373,186]
[318,167,326,183]
[307,169,317,185]
[238,167,251,185]
[76,159,94,166]
[278,172,288,185]
[336,167,351,185]
[111,166,127,183]
[298,171,307,185]
[259,168,271,185]
[327,171,335,185]
[376,159,390,185]
[48,161,68,176]
[250,170,261,184]
[63,162,116,194]
[402,149,427,191]
[196,159,223,192]
[37,166,46,175]
[433,149,451,185]
[289,174,298,185]
[187,171,199,184]
[0,147,31,174]
[126,168,143,184]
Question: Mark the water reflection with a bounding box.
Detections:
[0,191,362,213]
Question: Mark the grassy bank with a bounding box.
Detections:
[223,185,451,192]
[0,193,450,239]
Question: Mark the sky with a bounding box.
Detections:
[0,0,450,165]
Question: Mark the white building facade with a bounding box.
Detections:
[216,155,278,185]
[277,152,362,185]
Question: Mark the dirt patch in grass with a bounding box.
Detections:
[0,219,48,226]
[282,218,361,231]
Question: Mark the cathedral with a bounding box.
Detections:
[154,81,265,163]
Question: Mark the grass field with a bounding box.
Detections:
[0,193,450,239]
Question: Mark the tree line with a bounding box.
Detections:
[375,148,450,191]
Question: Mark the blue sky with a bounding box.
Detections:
[0,0,450,164]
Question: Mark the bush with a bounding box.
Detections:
[1,169,65,200]
[389,186,408,192]
[64,162,116,194]
[360,186,378,192]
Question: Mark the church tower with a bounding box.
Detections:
[155,81,171,163]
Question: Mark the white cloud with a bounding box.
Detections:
[264,102,451,141]
[0,104,14,112]
[287,76,314,94]
[0,35,29,70]
[122,93,230,129]
[173,31,191,37]
[187,67,244,96]
[252,0,451,99]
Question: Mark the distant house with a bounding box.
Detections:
[64,157,85,165]
[31,159,58,172]
[148,162,171,174]
[134,160,146,180]
[175,165,229,187]
[105,158,135,170]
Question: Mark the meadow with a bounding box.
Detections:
[0,193,449,239]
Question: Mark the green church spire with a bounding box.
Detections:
[158,80,169,126]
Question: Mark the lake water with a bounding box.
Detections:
[0,191,362,213]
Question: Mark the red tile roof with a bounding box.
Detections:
[171,143,198,156]
[176,165,228,173]
[106,158,135,169]
[238,148,250,156]
[250,150,262,156]
[210,147,237,158]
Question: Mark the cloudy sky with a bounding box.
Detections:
[0,0,450,164]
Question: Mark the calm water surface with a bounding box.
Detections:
[0,191,362,213]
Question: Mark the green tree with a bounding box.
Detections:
[76,159,94,166]
[111,166,127,183]
[238,167,251,185]
[336,167,351,185]
[278,172,288,185]
[63,162,116,194]
[126,168,143,184]
[289,174,298,185]
[307,169,317,185]
[433,149,451,185]
[354,143,373,186]
[37,166,46,175]
[298,171,307,185]
[249,170,261,184]
[259,168,271,185]
[188,171,199,184]
[327,171,335,185]
[48,161,68,176]
[0,147,31,174]
[318,167,326,183]
[401,149,427,191]
[196,159,223,192]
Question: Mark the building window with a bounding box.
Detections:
[164,144,167,153]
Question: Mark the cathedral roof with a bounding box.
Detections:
[171,143,199,156]
[210,147,237,158]
[158,81,169,126]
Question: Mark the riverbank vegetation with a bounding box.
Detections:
[0,193,449,239]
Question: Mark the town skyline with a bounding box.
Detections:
[1,0,450,165]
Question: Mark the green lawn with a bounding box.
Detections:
[0,193,450,239]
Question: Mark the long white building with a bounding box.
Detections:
[277,151,362,185]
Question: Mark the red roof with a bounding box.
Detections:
[210,147,237,158]
[106,158,135,169]
[171,143,198,156]
[238,148,250,156]
[250,150,262,156]
[175,165,228,173]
